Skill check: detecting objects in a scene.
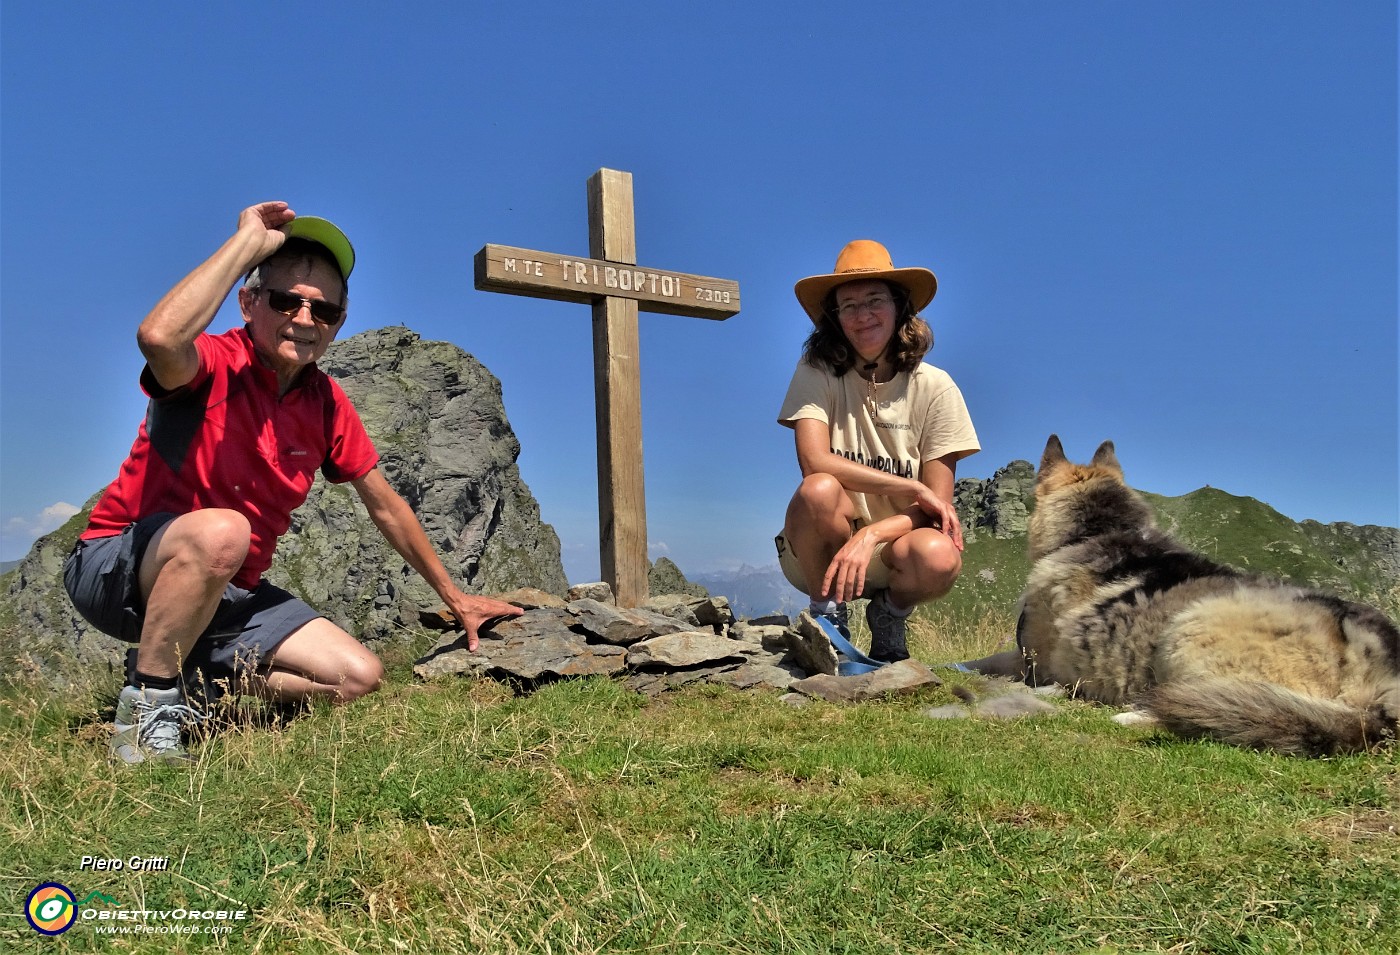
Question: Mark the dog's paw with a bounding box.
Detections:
[1112,709,1160,728]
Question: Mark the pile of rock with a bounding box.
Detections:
[414,583,943,704]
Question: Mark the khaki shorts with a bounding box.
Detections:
[774,528,891,599]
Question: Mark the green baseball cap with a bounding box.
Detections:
[282,216,355,280]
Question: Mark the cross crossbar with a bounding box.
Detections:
[475,245,739,320]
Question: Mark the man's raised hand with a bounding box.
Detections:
[237,201,297,263]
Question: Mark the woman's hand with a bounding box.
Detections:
[821,525,881,603]
[912,484,964,551]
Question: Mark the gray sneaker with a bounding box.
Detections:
[865,591,910,663]
[110,685,204,765]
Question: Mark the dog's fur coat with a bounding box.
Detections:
[966,436,1399,756]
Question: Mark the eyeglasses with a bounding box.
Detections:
[261,288,345,325]
[834,293,894,321]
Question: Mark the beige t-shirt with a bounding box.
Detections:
[777,360,980,524]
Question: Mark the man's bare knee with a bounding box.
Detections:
[337,655,384,701]
[188,510,252,578]
[152,509,252,583]
[264,620,383,703]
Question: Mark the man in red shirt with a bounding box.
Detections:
[64,201,522,763]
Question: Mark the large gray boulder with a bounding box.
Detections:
[0,326,567,689]
[268,326,568,635]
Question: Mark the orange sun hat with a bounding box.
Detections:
[794,239,936,323]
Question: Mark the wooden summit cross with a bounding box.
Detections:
[474,168,741,607]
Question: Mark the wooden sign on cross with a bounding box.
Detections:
[474,168,741,607]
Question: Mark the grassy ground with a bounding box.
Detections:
[3,613,1397,954]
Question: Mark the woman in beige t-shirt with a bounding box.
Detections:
[776,240,979,662]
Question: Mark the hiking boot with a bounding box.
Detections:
[110,685,204,765]
[865,591,910,663]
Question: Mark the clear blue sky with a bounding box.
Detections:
[2,2,1396,584]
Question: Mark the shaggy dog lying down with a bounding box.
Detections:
[961,436,1399,757]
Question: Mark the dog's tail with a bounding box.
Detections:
[1142,678,1397,757]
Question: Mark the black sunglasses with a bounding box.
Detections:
[261,288,345,325]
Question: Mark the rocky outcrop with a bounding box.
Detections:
[0,326,567,689]
[954,460,1036,543]
[0,496,123,687]
[267,326,567,635]
[649,557,708,598]
[1298,519,1400,588]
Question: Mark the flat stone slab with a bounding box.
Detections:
[923,704,972,720]
[488,630,627,681]
[626,631,747,669]
[709,661,802,691]
[921,677,1066,721]
[496,587,569,610]
[974,692,1058,719]
[640,594,702,626]
[692,596,735,628]
[569,599,689,646]
[632,594,734,629]
[627,662,736,695]
[790,659,942,703]
[414,635,489,681]
[729,621,789,649]
[483,608,574,639]
[414,609,626,683]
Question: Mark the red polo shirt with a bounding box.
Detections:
[83,327,379,589]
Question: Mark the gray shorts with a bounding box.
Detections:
[63,513,321,687]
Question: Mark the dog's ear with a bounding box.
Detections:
[1040,434,1067,473]
[1091,441,1121,474]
